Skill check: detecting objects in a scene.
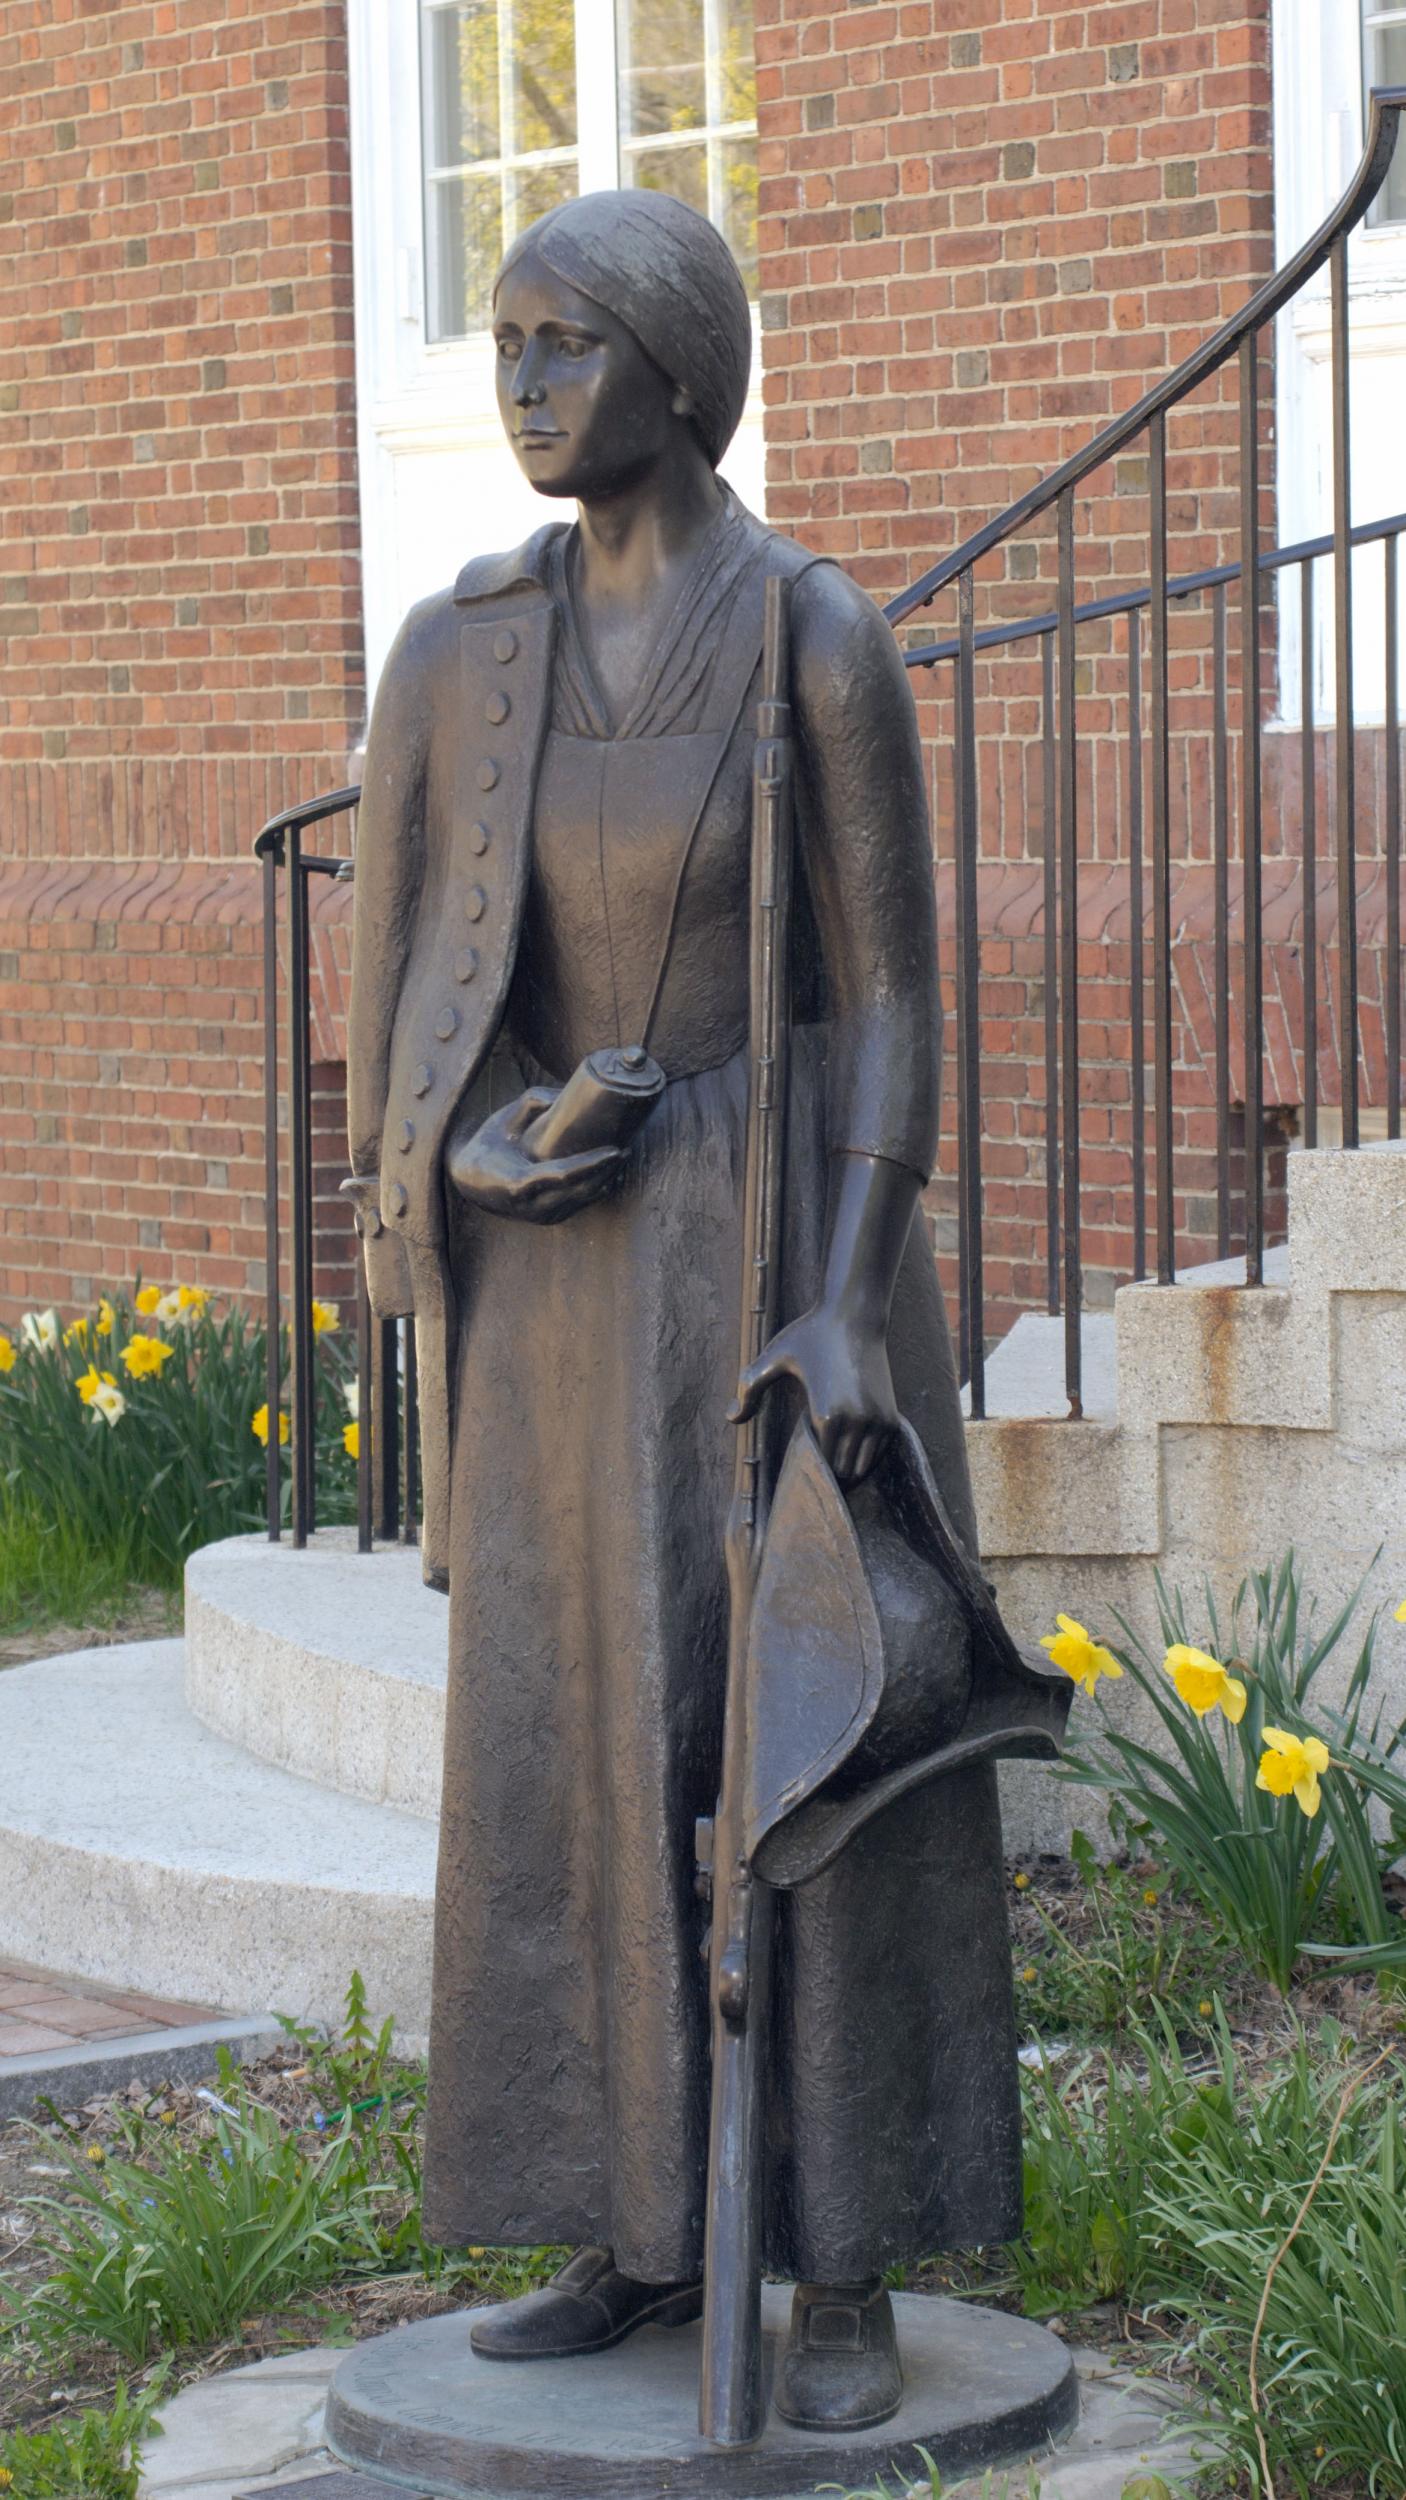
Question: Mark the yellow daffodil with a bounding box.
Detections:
[75,1365,117,1406]
[312,1299,340,1336]
[157,1283,209,1324]
[96,1297,115,1337]
[92,1380,126,1428]
[1256,1726,1331,1820]
[1163,1642,1247,1723]
[252,1404,290,1447]
[343,1420,360,1460]
[0,1334,13,1374]
[63,1314,88,1347]
[120,1333,175,1379]
[1040,1613,1124,1697]
[0,2465,14,2487]
[1013,1871,1030,1891]
[135,1283,163,1315]
[21,1308,60,1353]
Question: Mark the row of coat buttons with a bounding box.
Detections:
[384,628,518,1221]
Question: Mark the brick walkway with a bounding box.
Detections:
[0,1956,216,2059]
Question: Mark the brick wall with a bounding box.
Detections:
[752,0,1314,1329]
[0,0,360,1325]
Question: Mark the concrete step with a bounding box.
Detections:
[185,1532,447,1815]
[0,1641,435,2042]
[965,1311,1118,1421]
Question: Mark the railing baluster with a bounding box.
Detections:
[287,823,316,1542]
[1212,580,1231,1259]
[356,1253,373,1555]
[955,572,985,1417]
[1331,231,1359,1149]
[1240,334,1265,1284]
[403,1325,420,1544]
[1042,631,1060,1313]
[1149,411,1174,1285]
[1127,608,1146,1282]
[1302,559,1318,1148]
[261,837,282,1540]
[1057,488,1082,1415]
[374,1316,401,1541]
[1386,530,1401,1139]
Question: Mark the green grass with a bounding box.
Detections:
[1013,2011,1406,2495]
[12,2092,402,2365]
[0,1486,168,1639]
[0,2374,167,2499]
[7,1985,561,2371]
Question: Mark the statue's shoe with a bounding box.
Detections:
[774,2280,903,2431]
[469,2247,703,2361]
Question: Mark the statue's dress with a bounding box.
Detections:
[422,498,1022,2281]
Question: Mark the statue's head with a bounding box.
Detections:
[491,189,752,501]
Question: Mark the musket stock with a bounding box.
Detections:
[698,573,795,2447]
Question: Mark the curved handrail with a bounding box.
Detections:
[253,783,361,860]
[902,506,1406,668]
[883,85,1406,629]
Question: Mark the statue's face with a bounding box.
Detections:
[492,245,687,500]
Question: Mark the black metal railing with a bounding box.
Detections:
[884,86,1406,1419]
[255,788,418,1553]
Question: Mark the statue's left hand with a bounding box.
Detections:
[729,1304,898,1485]
[446,1087,625,1225]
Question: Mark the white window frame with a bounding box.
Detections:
[348,0,764,707]
[1272,0,1406,721]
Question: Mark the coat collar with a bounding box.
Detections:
[452,522,569,606]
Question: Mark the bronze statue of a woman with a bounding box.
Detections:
[345,189,1066,2442]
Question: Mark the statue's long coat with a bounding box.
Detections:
[346,506,1027,2281]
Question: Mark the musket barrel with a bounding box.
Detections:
[699,573,795,2448]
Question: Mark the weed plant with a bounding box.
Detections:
[0,1286,357,1605]
[1012,1832,1227,2041]
[0,2372,166,2499]
[1060,1557,1406,1989]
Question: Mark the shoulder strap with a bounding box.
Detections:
[639,542,834,1050]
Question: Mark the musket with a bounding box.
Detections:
[697,572,795,2447]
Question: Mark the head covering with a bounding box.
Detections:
[494,189,752,468]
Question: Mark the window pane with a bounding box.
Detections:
[617,0,757,293]
[1364,12,1406,221]
[421,0,581,339]
[627,138,708,220]
[511,1,579,153]
[424,2,499,170]
[427,172,503,341]
[507,156,580,244]
[717,132,757,294]
[716,0,756,123]
[618,0,706,140]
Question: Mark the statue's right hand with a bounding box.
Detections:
[445,1087,625,1225]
